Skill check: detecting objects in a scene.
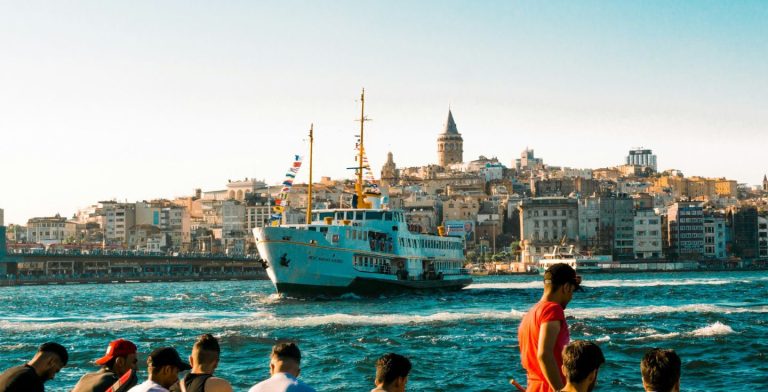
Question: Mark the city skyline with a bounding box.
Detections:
[2,1,767,225]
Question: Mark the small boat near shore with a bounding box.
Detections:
[536,245,611,274]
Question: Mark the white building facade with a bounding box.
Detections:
[633,210,662,259]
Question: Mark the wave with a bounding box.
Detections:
[628,321,735,341]
[466,276,766,290]
[691,321,734,337]
[0,302,763,332]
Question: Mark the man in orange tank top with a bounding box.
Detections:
[518,264,583,392]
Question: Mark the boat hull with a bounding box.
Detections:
[276,276,473,297]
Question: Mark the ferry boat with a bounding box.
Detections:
[536,245,611,274]
[254,208,471,296]
[254,90,471,296]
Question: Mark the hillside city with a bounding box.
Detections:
[2,110,768,272]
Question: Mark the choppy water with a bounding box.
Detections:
[1,271,767,391]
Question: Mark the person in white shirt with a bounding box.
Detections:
[128,347,191,392]
[370,353,411,392]
[248,343,315,392]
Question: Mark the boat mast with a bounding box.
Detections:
[356,88,371,209]
[306,123,314,224]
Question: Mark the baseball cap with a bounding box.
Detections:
[148,347,192,371]
[95,339,137,365]
[544,263,583,291]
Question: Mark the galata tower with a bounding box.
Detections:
[437,109,463,167]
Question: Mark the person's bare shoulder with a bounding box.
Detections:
[206,377,234,392]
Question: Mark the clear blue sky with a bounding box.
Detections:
[1,1,766,225]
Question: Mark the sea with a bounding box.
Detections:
[1,270,766,391]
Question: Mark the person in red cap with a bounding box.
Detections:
[72,339,139,392]
[518,263,583,392]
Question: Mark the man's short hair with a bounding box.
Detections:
[375,353,412,385]
[39,342,68,366]
[272,342,301,364]
[641,348,681,392]
[562,340,605,383]
[193,334,221,364]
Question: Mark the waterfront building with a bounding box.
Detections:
[758,216,767,259]
[703,216,727,259]
[403,194,443,234]
[519,197,579,249]
[515,148,544,173]
[728,207,759,259]
[442,196,479,223]
[532,178,575,197]
[380,151,399,187]
[577,194,635,258]
[100,201,136,245]
[226,178,267,201]
[26,215,78,245]
[626,147,657,171]
[135,201,191,249]
[666,201,704,259]
[221,200,246,255]
[634,209,662,259]
[437,110,463,167]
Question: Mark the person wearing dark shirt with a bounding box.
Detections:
[72,339,139,392]
[169,334,232,392]
[0,342,68,392]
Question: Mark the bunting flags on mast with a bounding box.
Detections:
[353,137,380,195]
[270,154,303,225]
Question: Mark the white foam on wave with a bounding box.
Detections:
[132,296,154,302]
[629,321,735,341]
[595,335,611,343]
[0,303,760,332]
[691,321,734,337]
[0,310,527,332]
[465,281,543,290]
[467,276,767,290]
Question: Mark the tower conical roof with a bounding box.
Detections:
[442,110,459,135]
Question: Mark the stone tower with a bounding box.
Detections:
[381,151,399,187]
[437,109,463,167]
[763,174,767,192]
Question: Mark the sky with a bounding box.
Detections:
[1,1,766,225]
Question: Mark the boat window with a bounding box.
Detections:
[365,211,382,220]
[363,231,368,240]
[319,212,334,221]
[383,212,392,221]
[355,211,364,220]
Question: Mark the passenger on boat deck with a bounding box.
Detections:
[371,353,411,392]
[71,338,139,392]
[247,342,315,392]
[0,342,68,392]
[641,348,681,392]
[518,263,583,392]
[557,341,605,392]
[169,334,233,392]
[127,347,191,392]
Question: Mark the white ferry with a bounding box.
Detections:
[536,245,611,274]
[254,209,471,296]
[254,90,471,296]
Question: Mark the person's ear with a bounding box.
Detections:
[114,357,125,369]
[188,355,194,367]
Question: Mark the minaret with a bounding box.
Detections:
[763,174,767,192]
[437,109,463,167]
[381,152,398,187]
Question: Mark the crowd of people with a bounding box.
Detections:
[0,263,683,392]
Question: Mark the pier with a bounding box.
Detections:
[0,248,267,287]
